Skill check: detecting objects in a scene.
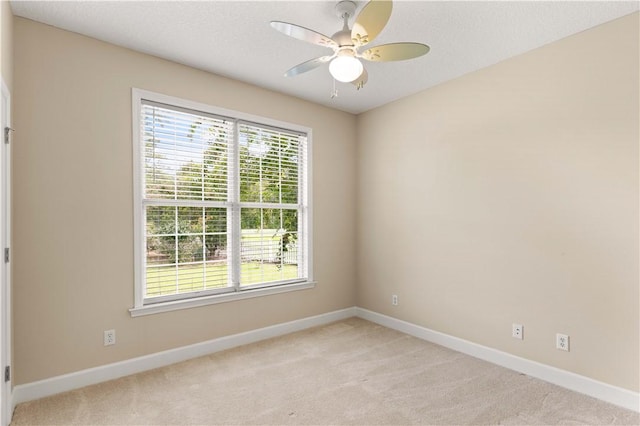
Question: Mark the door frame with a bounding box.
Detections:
[0,77,12,426]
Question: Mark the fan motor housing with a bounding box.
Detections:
[332,29,355,47]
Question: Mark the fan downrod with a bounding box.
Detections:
[332,1,357,47]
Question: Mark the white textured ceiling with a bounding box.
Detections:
[9,1,639,114]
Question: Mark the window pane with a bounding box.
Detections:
[146,265,177,297]
[205,234,229,289]
[261,153,279,203]
[146,235,175,265]
[262,208,280,230]
[176,161,203,200]
[281,137,299,203]
[177,263,205,293]
[239,141,261,203]
[282,209,298,232]
[239,124,301,204]
[145,162,175,200]
[281,234,299,271]
[205,234,227,261]
[146,205,175,236]
[142,104,231,202]
[177,235,203,263]
[145,204,232,299]
[203,142,229,201]
[205,261,228,289]
[240,255,299,286]
[178,206,203,234]
[240,208,300,286]
[205,208,227,233]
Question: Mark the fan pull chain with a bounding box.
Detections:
[330,78,339,99]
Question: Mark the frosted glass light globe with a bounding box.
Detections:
[329,56,363,83]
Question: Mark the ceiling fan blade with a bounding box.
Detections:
[361,42,430,62]
[351,0,393,47]
[270,21,337,49]
[351,68,368,90]
[284,56,334,77]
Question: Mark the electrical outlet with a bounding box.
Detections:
[392,295,398,306]
[104,329,116,346]
[556,333,569,351]
[512,323,523,340]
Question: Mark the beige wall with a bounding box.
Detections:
[12,17,357,385]
[0,0,13,89]
[11,9,639,395]
[356,12,639,392]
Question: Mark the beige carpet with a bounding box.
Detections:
[12,318,640,425]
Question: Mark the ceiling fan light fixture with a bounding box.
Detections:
[271,0,430,93]
[329,56,363,83]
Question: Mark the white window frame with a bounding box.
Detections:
[130,89,314,317]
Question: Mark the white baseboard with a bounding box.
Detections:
[12,307,356,410]
[11,306,639,417]
[355,307,640,413]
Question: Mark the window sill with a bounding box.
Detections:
[129,281,316,317]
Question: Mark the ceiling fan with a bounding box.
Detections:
[270,0,430,91]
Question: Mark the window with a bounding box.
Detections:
[131,89,312,315]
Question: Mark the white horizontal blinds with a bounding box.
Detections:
[142,101,232,201]
[238,122,301,204]
[141,101,234,302]
[238,122,305,287]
